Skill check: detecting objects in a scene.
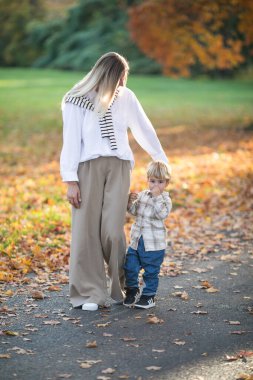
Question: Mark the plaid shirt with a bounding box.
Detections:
[127,190,172,251]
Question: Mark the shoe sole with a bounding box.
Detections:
[134,302,155,309]
[123,303,135,308]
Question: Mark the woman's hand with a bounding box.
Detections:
[66,182,81,208]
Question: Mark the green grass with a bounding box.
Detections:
[0,67,253,140]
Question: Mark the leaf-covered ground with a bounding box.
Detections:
[0,123,252,283]
[0,69,253,284]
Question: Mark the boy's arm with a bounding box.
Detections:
[152,192,172,220]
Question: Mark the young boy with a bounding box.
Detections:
[124,161,172,309]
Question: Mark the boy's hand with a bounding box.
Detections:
[151,185,161,197]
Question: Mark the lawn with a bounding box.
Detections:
[0,68,253,134]
[0,68,252,282]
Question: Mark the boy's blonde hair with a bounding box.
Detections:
[147,161,171,182]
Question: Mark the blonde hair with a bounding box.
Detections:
[147,161,171,182]
[62,52,129,115]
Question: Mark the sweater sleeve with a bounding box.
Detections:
[152,192,172,220]
[127,90,168,164]
[60,103,83,182]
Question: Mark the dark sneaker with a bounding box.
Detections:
[123,287,140,307]
[135,295,155,309]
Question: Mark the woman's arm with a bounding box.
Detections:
[60,103,83,182]
[128,91,168,163]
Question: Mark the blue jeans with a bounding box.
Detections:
[124,236,165,296]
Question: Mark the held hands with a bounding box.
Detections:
[128,192,138,208]
[67,182,81,208]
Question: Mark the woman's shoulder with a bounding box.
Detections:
[118,86,136,101]
[61,101,86,117]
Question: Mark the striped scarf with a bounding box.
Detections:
[65,90,119,150]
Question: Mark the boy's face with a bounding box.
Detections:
[148,177,168,194]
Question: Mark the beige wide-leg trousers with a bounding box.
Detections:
[69,157,131,307]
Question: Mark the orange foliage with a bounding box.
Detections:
[128,0,253,76]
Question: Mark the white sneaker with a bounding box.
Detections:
[82,303,98,311]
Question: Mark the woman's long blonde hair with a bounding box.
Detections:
[62,52,129,115]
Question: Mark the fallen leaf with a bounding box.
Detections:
[47,285,61,291]
[238,351,253,358]
[9,346,35,355]
[171,291,189,300]
[200,280,211,289]
[31,290,45,300]
[146,366,161,371]
[43,320,61,325]
[173,339,186,346]
[152,349,165,352]
[79,363,92,369]
[0,354,11,359]
[192,268,208,273]
[120,337,137,342]
[101,368,116,374]
[79,360,102,368]
[220,255,241,263]
[2,330,19,336]
[57,374,72,379]
[181,291,189,300]
[236,375,253,380]
[147,316,164,324]
[191,311,208,315]
[96,322,111,328]
[225,354,239,361]
[224,351,253,363]
[34,314,48,318]
[4,289,14,296]
[86,340,97,348]
[25,327,38,332]
[103,333,113,337]
[206,287,219,293]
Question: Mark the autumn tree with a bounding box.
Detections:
[0,0,45,66]
[30,0,160,73]
[128,0,253,76]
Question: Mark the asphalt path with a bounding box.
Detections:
[0,251,252,380]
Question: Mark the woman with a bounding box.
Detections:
[60,52,168,311]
